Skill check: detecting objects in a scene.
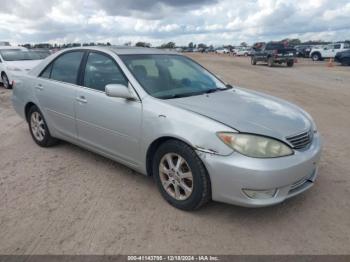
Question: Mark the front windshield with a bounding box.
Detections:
[0,50,42,61]
[120,54,227,99]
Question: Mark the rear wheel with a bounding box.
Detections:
[267,57,274,67]
[311,53,321,61]
[287,60,294,67]
[28,106,58,147]
[1,73,11,89]
[153,140,211,210]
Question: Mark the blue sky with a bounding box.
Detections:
[0,0,349,46]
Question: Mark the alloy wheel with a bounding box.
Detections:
[159,153,193,201]
[30,111,46,141]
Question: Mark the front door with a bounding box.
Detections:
[75,51,142,165]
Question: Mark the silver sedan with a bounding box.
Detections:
[11,47,322,210]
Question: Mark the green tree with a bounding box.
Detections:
[161,42,176,49]
[135,42,151,47]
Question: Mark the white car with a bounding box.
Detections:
[309,43,350,61]
[215,48,229,54]
[235,47,252,56]
[0,47,43,89]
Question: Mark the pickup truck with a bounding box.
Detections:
[309,43,350,61]
[251,43,296,67]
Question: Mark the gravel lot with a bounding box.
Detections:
[0,55,349,255]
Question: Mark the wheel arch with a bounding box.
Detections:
[146,136,202,177]
[24,102,38,122]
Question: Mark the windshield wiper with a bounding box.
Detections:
[160,94,189,99]
[205,88,221,94]
[205,85,234,94]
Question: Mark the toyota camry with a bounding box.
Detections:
[12,46,322,210]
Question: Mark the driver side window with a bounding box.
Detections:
[83,52,128,92]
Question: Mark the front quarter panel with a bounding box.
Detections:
[139,96,236,173]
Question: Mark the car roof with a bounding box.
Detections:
[61,46,178,55]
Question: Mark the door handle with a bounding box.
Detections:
[36,84,43,90]
[76,96,87,104]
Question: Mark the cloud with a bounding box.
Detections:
[0,0,349,46]
[96,0,219,19]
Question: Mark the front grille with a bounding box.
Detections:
[286,130,312,149]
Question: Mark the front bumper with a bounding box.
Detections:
[199,132,322,207]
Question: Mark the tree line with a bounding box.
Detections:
[20,39,350,50]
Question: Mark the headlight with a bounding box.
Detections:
[7,66,22,72]
[217,133,293,158]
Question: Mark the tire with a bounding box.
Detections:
[251,57,257,65]
[28,105,58,147]
[152,139,211,210]
[267,57,274,67]
[341,58,350,66]
[311,53,321,61]
[1,73,12,89]
[287,61,294,67]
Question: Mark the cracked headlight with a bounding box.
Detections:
[217,133,293,158]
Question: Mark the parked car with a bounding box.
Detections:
[12,47,321,210]
[204,47,215,53]
[309,43,350,61]
[215,47,229,54]
[0,47,43,89]
[251,43,296,67]
[0,41,11,46]
[295,45,313,58]
[335,49,350,66]
[235,47,252,56]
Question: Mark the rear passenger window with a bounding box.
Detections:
[334,44,341,49]
[50,51,84,84]
[83,52,128,92]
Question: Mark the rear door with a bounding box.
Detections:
[36,51,85,140]
[331,44,341,57]
[75,51,142,165]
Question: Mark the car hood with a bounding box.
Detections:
[167,88,312,140]
[5,60,42,72]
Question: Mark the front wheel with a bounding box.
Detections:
[153,140,211,210]
[287,61,294,67]
[341,58,350,66]
[1,73,12,89]
[28,106,58,147]
[251,57,257,65]
[267,57,274,67]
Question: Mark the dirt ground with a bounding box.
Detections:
[0,55,349,255]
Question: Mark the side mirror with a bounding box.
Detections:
[105,84,136,100]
